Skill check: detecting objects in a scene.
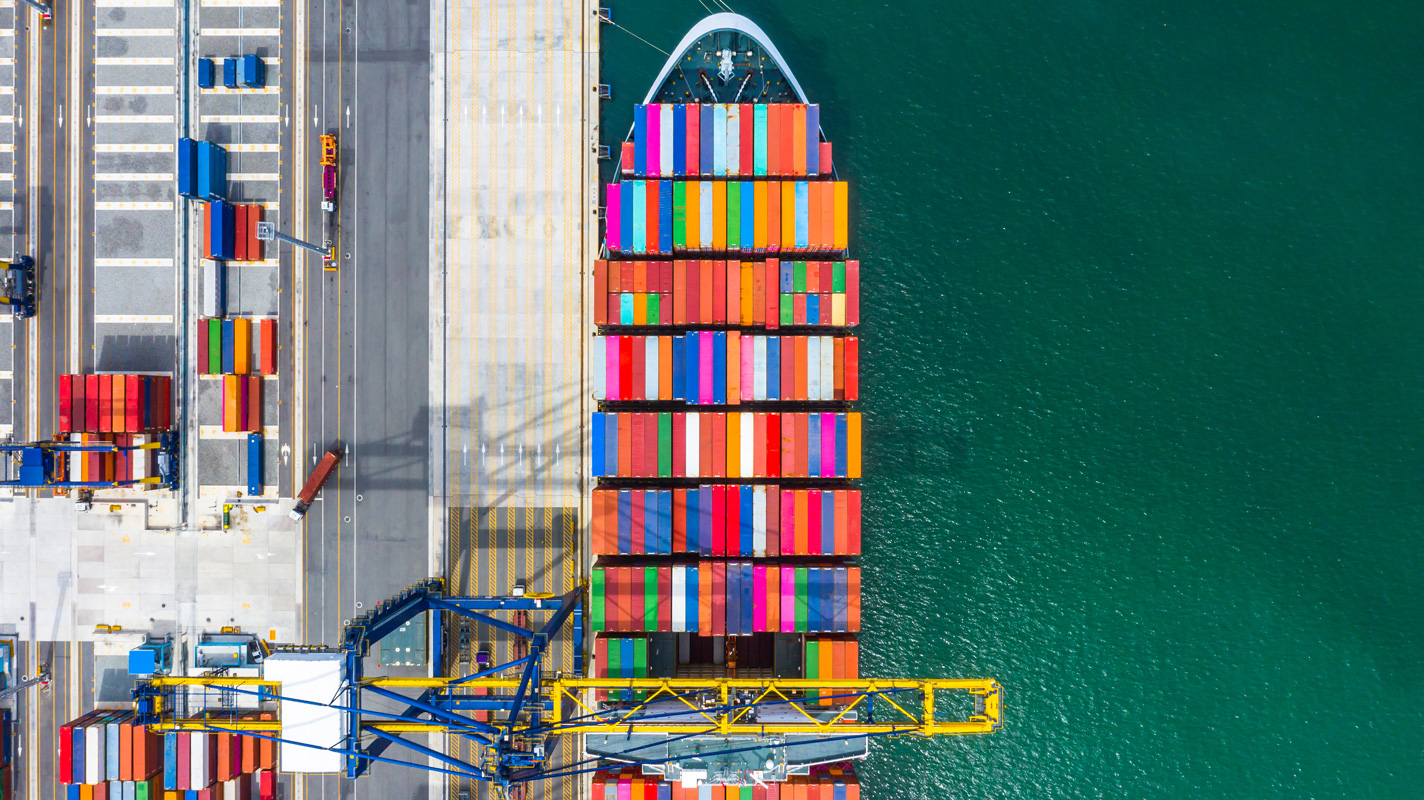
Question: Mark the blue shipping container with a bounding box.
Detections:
[211,199,235,260]
[162,733,177,790]
[591,412,605,477]
[197,58,215,89]
[197,143,211,199]
[247,433,263,495]
[177,137,198,198]
[241,54,266,88]
[223,57,238,89]
[222,319,236,374]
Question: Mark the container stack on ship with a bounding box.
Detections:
[590,17,866,787]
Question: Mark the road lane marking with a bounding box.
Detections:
[95,28,176,37]
[95,201,175,210]
[95,0,175,6]
[94,314,175,323]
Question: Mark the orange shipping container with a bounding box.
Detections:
[767,182,782,251]
[834,182,849,251]
[781,182,796,247]
[233,318,252,375]
[712,181,727,250]
[594,261,608,325]
[686,180,701,247]
[753,181,768,250]
[792,105,808,175]
[258,318,278,376]
[726,332,740,406]
[847,412,862,478]
[222,375,239,432]
[821,182,836,252]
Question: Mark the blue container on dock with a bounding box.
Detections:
[66,784,81,800]
[222,57,238,89]
[209,199,235,260]
[241,54,266,88]
[247,433,263,495]
[162,732,177,790]
[590,412,606,477]
[197,58,214,89]
[221,319,236,374]
[177,137,198,198]
[196,141,227,200]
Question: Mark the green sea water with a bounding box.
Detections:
[601,2,1424,796]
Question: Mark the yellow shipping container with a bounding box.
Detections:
[712,181,727,250]
[725,410,741,478]
[781,182,796,249]
[847,412,862,479]
[741,262,754,325]
[686,179,701,249]
[831,293,847,326]
[222,375,239,432]
[834,181,849,251]
[232,317,252,375]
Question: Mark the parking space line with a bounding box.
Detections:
[199,114,280,123]
[95,0,174,5]
[95,143,174,152]
[95,258,176,267]
[95,86,176,95]
[94,173,175,181]
[94,115,177,123]
[199,28,280,37]
[95,201,175,210]
[229,173,279,181]
[94,314,175,323]
[198,425,280,439]
[201,0,280,5]
[226,143,280,152]
[95,28,176,37]
[96,57,175,65]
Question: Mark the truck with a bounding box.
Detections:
[320,132,338,271]
[290,444,342,520]
[0,257,36,318]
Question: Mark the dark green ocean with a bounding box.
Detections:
[601,2,1424,796]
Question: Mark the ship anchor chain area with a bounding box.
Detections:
[0,7,1000,800]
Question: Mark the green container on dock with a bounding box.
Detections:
[833,261,846,292]
[658,413,673,476]
[590,569,605,632]
[207,319,222,374]
[794,567,809,632]
[644,567,657,632]
[672,182,687,249]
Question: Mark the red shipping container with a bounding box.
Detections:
[127,375,142,432]
[725,484,740,554]
[159,375,172,429]
[739,104,755,175]
[259,318,278,376]
[57,374,73,433]
[630,413,644,477]
[248,204,265,262]
[645,412,659,477]
[59,719,73,783]
[234,204,249,261]
[247,376,262,432]
[766,413,781,478]
[698,562,713,636]
[671,412,686,478]
[847,567,861,632]
[672,261,687,324]
[98,374,112,433]
[686,261,701,324]
[178,730,191,790]
[699,410,713,478]
[619,337,633,401]
[844,337,858,400]
[712,260,726,323]
[846,260,859,326]
[711,561,726,636]
[630,490,644,554]
[711,484,726,556]
[631,333,645,400]
[198,319,210,375]
[72,374,88,432]
[672,489,687,551]
[766,485,780,554]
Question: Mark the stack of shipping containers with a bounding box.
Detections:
[53,374,174,486]
[57,711,277,800]
[593,763,862,799]
[592,103,862,694]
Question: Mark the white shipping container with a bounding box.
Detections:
[632,180,647,254]
[814,334,825,398]
[753,336,767,401]
[85,725,103,785]
[685,412,700,478]
[592,337,606,400]
[740,412,753,477]
[201,259,224,318]
[190,728,207,789]
[712,105,728,176]
[645,336,659,400]
[726,103,741,177]
[699,182,714,249]
[660,104,674,178]
[671,566,686,632]
[820,336,834,402]
[753,486,767,556]
[124,780,138,800]
[133,435,149,481]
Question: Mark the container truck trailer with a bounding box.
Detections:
[320,132,339,271]
[290,445,342,520]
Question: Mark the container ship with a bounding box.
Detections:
[590,13,866,792]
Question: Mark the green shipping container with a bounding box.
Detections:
[793,261,807,293]
[833,261,847,292]
[643,567,657,633]
[590,569,605,631]
[794,567,809,632]
[658,413,673,476]
[634,637,648,677]
[207,318,222,374]
[607,634,621,677]
[726,180,741,250]
[647,293,660,325]
[781,295,794,326]
[673,182,687,249]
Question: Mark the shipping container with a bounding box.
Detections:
[257,318,277,375]
[590,411,860,479]
[208,200,235,261]
[196,142,227,201]
[177,138,198,198]
[246,433,263,496]
[202,259,226,318]
[222,58,238,90]
[591,563,855,634]
[626,104,831,180]
[593,333,857,403]
[56,375,172,433]
[240,55,266,89]
[197,59,215,90]
[604,180,848,256]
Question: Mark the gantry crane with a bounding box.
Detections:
[131,579,1001,796]
[0,433,180,491]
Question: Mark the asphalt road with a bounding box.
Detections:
[296,0,432,797]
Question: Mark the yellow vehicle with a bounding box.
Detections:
[320,134,338,167]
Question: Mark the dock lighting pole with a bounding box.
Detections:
[255,221,331,258]
[17,0,53,19]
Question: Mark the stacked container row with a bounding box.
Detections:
[593,259,859,328]
[594,333,858,403]
[590,411,862,479]
[804,637,861,704]
[177,139,227,201]
[159,732,274,792]
[591,486,861,557]
[55,375,173,434]
[622,103,831,178]
[221,376,263,433]
[203,201,265,262]
[202,259,226,318]
[58,711,159,785]
[63,435,159,485]
[590,563,861,635]
[197,319,277,376]
[594,765,861,800]
[605,179,848,255]
[592,636,649,702]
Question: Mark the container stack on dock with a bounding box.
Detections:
[57,711,276,800]
[592,102,862,688]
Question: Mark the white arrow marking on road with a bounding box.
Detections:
[285,104,289,128]
[345,105,350,128]
[85,105,90,128]
[462,445,468,466]
[312,104,317,128]
[281,443,291,466]
[481,443,487,467]
[57,107,61,127]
